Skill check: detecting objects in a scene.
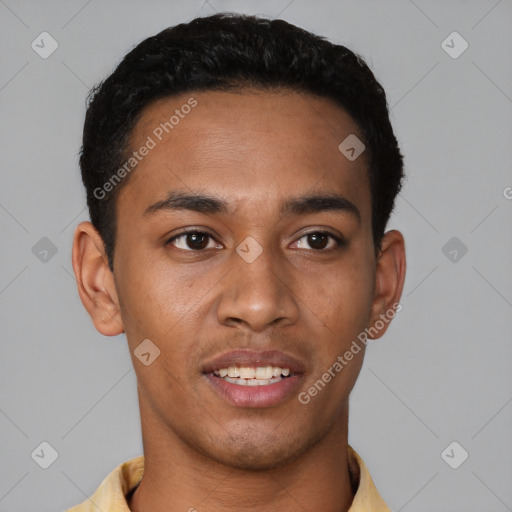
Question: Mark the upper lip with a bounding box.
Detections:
[202,349,306,374]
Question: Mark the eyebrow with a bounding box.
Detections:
[143,191,361,223]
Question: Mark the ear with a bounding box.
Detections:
[71,221,125,336]
[367,229,406,340]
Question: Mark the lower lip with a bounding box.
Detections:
[204,373,303,408]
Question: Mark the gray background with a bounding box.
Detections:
[1,0,511,510]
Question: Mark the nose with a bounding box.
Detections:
[216,242,300,333]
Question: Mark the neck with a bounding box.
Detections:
[129,396,356,512]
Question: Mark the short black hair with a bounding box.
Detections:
[80,12,404,271]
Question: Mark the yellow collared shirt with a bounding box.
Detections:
[66,445,391,512]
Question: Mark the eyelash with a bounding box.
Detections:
[165,230,346,252]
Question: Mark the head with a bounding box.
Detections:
[80,13,404,271]
[73,13,406,470]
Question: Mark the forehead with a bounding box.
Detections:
[117,89,371,221]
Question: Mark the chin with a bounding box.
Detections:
[201,427,316,471]
[213,444,302,471]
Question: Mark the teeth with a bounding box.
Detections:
[256,366,273,379]
[239,367,255,379]
[227,366,239,378]
[214,365,292,382]
[223,376,283,386]
[224,376,247,385]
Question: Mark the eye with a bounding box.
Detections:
[165,230,345,252]
[292,231,345,251]
[166,231,222,251]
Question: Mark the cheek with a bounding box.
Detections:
[298,256,375,343]
[116,259,215,385]
[114,243,193,336]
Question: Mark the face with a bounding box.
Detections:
[76,89,404,471]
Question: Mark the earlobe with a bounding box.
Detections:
[367,229,406,340]
[71,221,125,336]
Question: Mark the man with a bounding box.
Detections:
[68,12,406,512]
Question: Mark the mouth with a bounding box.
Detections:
[202,350,305,408]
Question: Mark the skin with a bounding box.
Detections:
[72,89,406,512]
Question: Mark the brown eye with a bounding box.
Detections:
[166,231,220,251]
[306,233,329,250]
[184,233,209,250]
[294,231,344,251]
